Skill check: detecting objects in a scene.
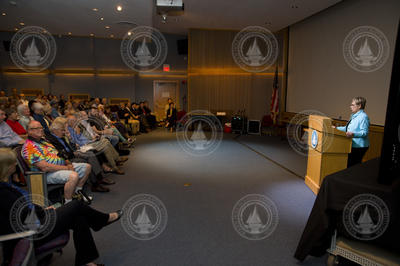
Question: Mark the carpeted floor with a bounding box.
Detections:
[52,130,326,266]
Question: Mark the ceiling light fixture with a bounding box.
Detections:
[2,12,6,16]
[68,32,72,35]
[90,33,94,37]
[92,8,98,12]
[14,27,18,31]
[110,34,114,38]
[19,22,24,26]
[127,31,132,36]
[105,26,110,29]
[116,5,122,12]
[100,17,104,21]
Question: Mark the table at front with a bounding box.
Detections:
[294,158,400,261]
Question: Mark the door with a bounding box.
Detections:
[153,80,179,121]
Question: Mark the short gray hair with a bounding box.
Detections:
[352,97,367,109]
[17,104,28,115]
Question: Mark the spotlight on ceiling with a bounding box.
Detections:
[116,5,122,12]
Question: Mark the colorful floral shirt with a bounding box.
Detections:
[22,138,66,171]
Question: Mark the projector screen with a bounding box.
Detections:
[287,0,400,125]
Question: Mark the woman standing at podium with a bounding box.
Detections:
[333,97,370,167]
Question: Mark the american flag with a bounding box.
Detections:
[270,65,279,124]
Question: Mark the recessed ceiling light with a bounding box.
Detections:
[19,22,24,26]
[116,5,122,11]
[92,8,98,12]
[90,33,94,36]
[100,17,104,21]
[127,31,132,36]
[68,32,72,35]
[105,26,110,29]
[2,12,6,16]
[110,34,114,38]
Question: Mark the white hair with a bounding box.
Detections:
[17,104,28,115]
[32,102,44,111]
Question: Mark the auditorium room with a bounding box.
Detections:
[1,0,400,265]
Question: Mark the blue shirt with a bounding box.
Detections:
[337,110,370,148]
[67,126,89,147]
[0,121,22,147]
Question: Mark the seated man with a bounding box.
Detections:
[80,108,119,147]
[22,120,91,203]
[132,102,150,133]
[66,115,126,174]
[0,108,25,147]
[6,108,27,137]
[86,108,129,145]
[45,118,115,193]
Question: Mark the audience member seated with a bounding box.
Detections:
[45,118,115,193]
[0,108,24,147]
[99,104,131,141]
[87,107,122,146]
[6,108,27,137]
[17,103,33,130]
[97,105,134,146]
[50,101,61,119]
[131,102,150,133]
[0,147,123,266]
[140,101,157,129]
[67,115,126,175]
[30,101,51,134]
[22,121,92,203]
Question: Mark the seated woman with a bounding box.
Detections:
[0,148,123,266]
[6,108,27,137]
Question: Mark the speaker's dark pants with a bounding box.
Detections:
[347,146,369,167]
[35,200,109,266]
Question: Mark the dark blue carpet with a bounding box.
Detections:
[52,130,326,266]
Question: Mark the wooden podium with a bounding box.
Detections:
[305,115,352,194]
